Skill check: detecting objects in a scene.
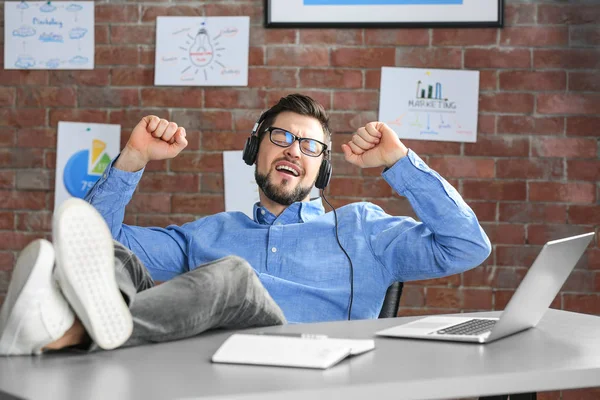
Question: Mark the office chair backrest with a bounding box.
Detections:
[378,282,404,318]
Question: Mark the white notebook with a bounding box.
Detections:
[211,334,375,369]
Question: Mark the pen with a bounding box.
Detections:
[257,332,328,339]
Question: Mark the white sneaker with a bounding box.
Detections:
[0,239,75,356]
[53,198,133,350]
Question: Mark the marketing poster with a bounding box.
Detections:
[379,67,480,143]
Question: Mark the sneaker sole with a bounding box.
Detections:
[0,239,64,355]
[53,199,133,350]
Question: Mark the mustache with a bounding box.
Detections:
[272,157,304,175]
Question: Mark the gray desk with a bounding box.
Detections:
[1,309,599,400]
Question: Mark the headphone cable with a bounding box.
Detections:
[321,189,354,321]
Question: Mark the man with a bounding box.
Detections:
[0,94,490,355]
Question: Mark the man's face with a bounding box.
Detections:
[255,112,326,206]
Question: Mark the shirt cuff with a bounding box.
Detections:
[105,154,145,185]
[382,149,432,194]
[85,154,144,202]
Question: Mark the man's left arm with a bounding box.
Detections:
[342,122,491,282]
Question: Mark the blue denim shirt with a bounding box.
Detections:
[85,150,491,323]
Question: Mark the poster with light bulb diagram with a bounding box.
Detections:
[4,1,94,70]
[155,16,250,86]
[379,67,479,143]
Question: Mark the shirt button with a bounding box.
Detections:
[271,247,277,253]
[261,209,266,215]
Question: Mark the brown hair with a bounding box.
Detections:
[257,93,331,146]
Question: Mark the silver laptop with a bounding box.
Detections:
[376,232,594,344]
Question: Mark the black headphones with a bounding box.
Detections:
[242,113,332,190]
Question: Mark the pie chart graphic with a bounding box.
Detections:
[63,139,112,198]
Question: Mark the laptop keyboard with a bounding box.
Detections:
[436,319,497,336]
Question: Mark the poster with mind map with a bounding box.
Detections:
[379,67,480,143]
[4,1,94,70]
[155,16,250,86]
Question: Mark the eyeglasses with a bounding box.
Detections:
[266,127,328,157]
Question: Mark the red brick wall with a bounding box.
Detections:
[0,0,599,372]
[1,1,599,306]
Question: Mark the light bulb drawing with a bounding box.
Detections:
[156,17,249,86]
[175,22,227,82]
[189,28,214,67]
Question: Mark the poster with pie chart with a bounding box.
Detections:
[55,122,121,210]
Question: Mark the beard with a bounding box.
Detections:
[255,168,314,206]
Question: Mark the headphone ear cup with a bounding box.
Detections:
[315,159,332,190]
[242,135,259,166]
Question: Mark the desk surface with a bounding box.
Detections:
[1,309,599,400]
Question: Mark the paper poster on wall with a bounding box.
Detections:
[379,67,479,143]
[4,1,94,70]
[266,0,503,27]
[223,151,320,218]
[155,16,250,86]
[55,122,120,210]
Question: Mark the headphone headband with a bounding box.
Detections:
[250,112,266,136]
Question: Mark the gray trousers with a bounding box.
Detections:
[90,241,286,350]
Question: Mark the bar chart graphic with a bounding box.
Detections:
[379,67,479,143]
[416,80,447,101]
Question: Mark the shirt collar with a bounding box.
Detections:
[253,197,325,225]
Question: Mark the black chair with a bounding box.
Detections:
[378,282,404,318]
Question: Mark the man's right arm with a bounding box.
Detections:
[84,116,190,280]
[84,151,144,241]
